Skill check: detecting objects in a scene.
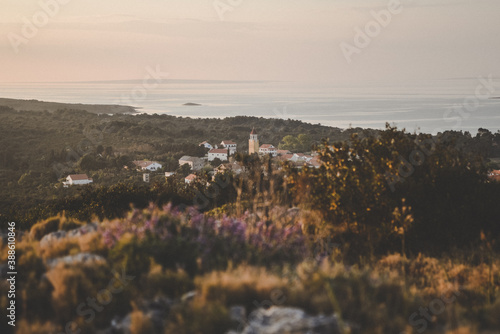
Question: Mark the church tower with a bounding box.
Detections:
[249,128,259,155]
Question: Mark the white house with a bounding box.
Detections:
[199,141,213,150]
[208,148,229,162]
[179,156,205,171]
[63,174,93,187]
[220,140,237,155]
[133,160,163,171]
[259,144,278,157]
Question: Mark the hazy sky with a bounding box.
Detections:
[0,0,498,83]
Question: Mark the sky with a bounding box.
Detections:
[0,0,499,83]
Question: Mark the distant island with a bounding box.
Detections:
[183,102,202,106]
[0,98,137,114]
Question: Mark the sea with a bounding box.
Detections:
[1,78,499,134]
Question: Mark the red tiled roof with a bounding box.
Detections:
[277,150,291,155]
[185,174,197,181]
[308,160,321,167]
[489,170,500,181]
[250,128,257,135]
[68,174,91,181]
[260,144,275,149]
[221,140,236,145]
[209,149,228,154]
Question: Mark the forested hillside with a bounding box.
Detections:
[0,106,376,227]
[1,106,500,333]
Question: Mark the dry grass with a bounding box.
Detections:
[78,231,107,255]
[15,320,60,334]
[45,261,110,323]
[38,230,105,260]
[39,238,80,259]
[6,211,500,334]
[196,265,289,311]
[29,213,84,241]
[130,310,155,334]
[142,262,194,299]
[445,328,475,334]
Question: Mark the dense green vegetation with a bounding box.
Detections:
[1,107,500,333]
[0,106,376,228]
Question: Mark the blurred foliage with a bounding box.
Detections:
[289,124,500,257]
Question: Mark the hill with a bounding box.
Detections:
[0,98,137,114]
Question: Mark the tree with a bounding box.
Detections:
[210,158,223,167]
[177,164,192,177]
[95,145,104,155]
[297,133,312,152]
[279,135,299,151]
[78,154,106,171]
[291,125,498,256]
[279,134,312,152]
[104,146,113,157]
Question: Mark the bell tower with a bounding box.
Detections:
[249,128,259,155]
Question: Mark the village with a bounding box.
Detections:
[62,128,322,187]
[62,127,500,187]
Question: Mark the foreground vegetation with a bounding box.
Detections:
[1,206,499,334]
[1,107,500,333]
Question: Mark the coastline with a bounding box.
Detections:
[0,97,137,114]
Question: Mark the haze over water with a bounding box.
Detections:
[1,78,499,134]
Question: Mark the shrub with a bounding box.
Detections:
[14,320,61,334]
[141,263,194,299]
[165,300,232,334]
[30,217,60,240]
[101,205,308,274]
[196,265,288,312]
[78,231,107,256]
[40,238,80,259]
[15,241,54,321]
[45,261,131,328]
[30,214,84,241]
[130,310,155,334]
[108,233,151,277]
